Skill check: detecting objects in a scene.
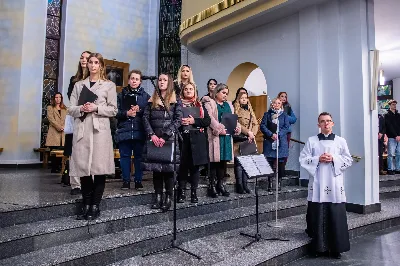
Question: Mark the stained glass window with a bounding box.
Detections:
[41,0,63,147]
[158,0,182,77]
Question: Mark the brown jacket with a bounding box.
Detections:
[202,96,240,163]
[68,78,118,177]
[45,106,67,147]
[233,107,259,156]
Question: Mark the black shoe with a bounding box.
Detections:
[70,188,81,195]
[395,171,400,175]
[86,205,100,220]
[161,194,172,212]
[76,204,90,220]
[191,189,198,203]
[242,180,251,194]
[121,181,130,190]
[387,170,395,175]
[216,182,230,197]
[151,194,163,209]
[134,181,143,190]
[330,252,341,259]
[207,177,218,198]
[177,189,186,203]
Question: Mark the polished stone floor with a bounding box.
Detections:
[289,226,400,266]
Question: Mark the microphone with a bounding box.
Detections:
[142,75,158,81]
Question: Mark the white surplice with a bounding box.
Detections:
[299,134,353,203]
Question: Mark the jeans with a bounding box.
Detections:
[118,139,144,183]
[387,138,400,171]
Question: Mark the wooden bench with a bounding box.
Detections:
[33,148,51,169]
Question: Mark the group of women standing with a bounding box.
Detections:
[52,50,296,220]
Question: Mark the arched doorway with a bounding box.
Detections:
[226,62,268,152]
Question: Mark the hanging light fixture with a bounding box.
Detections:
[379,69,385,85]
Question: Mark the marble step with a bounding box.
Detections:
[379,174,400,188]
[110,197,400,266]
[0,187,307,260]
[380,185,400,200]
[0,175,299,228]
[0,198,308,266]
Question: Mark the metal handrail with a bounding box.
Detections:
[291,138,362,162]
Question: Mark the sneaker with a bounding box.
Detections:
[121,181,130,190]
[70,188,81,195]
[135,181,143,190]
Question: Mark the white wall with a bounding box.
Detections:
[187,0,378,207]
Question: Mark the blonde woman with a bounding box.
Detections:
[174,64,195,96]
[233,90,259,193]
[69,53,117,220]
[202,84,240,198]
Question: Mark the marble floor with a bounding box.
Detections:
[289,226,400,266]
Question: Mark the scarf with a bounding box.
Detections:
[181,97,204,118]
[272,108,283,124]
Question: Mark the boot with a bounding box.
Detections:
[177,188,186,203]
[207,176,218,198]
[161,193,172,212]
[236,183,244,194]
[216,178,230,197]
[76,204,90,220]
[234,162,245,194]
[267,177,273,192]
[191,189,198,203]
[278,177,282,191]
[151,193,163,209]
[86,205,100,220]
[242,173,251,194]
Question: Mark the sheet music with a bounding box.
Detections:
[237,154,274,178]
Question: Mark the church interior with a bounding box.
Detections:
[0,0,400,265]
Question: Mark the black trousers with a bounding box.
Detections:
[307,201,350,253]
[378,138,384,171]
[267,160,285,181]
[210,161,227,181]
[153,172,174,195]
[178,134,200,190]
[80,175,106,206]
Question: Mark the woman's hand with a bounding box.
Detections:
[234,127,240,134]
[151,135,161,147]
[159,138,166,147]
[272,133,278,141]
[220,129,227,135]
[82,102,97,113]
[127,109,136,117]
[182,115,195,126]
[248,131,255,142]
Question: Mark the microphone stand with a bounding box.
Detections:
[142,80,201,260]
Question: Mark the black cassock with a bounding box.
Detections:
[306,201,350,253]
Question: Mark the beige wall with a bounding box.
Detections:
[182,0,222,21]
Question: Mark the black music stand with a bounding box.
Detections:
[142,80,201,260]
[237,155,289,249]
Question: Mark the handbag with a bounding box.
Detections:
[233,112,253,143]
[146,139,175,163]
[239,141,258,156]
[64,115,74,134]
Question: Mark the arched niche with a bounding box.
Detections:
[226,62,267,101]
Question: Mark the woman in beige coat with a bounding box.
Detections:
[68,53,117,220]
[46,92,67,173]
[233,90,259,193]
[202,84,240,198]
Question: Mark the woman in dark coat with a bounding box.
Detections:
[64,50,91,193]
[142,73,183,212]
[260,98,290,191]
[115,69,150,190]
[174,65,195,96]
[177,82,211,203]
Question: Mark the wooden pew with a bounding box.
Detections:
[33,147,51,169]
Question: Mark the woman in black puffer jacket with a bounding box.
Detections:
[142,73,183,212]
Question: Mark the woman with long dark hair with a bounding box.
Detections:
[143,73,183,212]
[177,82,211,203]
[64,50,91,193]
[69,53,117,220]
[203,78,217,98]
[46,92,67,173]
[202,84,240,198]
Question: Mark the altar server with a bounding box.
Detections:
[299,112,352,259]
